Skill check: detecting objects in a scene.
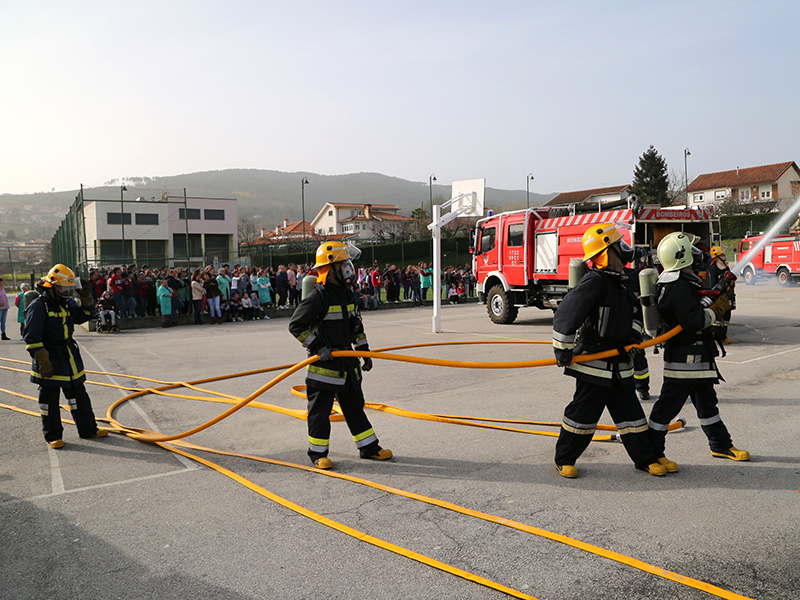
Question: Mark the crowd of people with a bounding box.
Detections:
[80,261,478,325]
[0,261,477,333]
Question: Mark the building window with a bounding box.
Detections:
[98,239,133,261]
[205,234,230,260]
[739,189,751,201]
[761,190,772,199]
[179,208,201,220]
[204,209,225,220]
[693,193,704,203]
[328,210,333,216]
[135,239,167,261]
[107,212,132,225]
[714,191,726,200]
[328,226,334,233]
[173,233,202,257]
[135,213,159,225]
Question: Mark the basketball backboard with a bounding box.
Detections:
[451,178,485,217]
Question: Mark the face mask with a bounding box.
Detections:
[339,260,355,283]
[615,240,635,265]
[53,285,74,304]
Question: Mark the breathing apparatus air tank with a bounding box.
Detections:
[638,268,662,338]
[301,273,318,300]
[568,258,588,290]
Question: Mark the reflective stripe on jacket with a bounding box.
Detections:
[23,294,93,387]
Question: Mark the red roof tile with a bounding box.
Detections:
[687,162,799,192]
[545,185,630,207]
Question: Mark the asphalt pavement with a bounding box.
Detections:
[0,283,798,600]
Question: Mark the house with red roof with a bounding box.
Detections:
[544,185,631,207]
[311,202,416,240]
[687,161,800,208]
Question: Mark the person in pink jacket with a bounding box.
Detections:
[0,277,10,340]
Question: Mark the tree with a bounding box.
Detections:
[631,145,669,206]
[237,217,260,255]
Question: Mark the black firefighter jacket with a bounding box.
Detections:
[552,269,643,386]
[657,271,720,382]
[288,283,370,391]
[23,293,94,387]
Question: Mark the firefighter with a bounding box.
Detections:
[552,224,667,478]
[288,241,392,470]
[706,246,733,344]
[23,264,109,449]
[626,249,652,401]
[648,232,749,463]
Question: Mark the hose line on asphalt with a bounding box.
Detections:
[0,325,756,600]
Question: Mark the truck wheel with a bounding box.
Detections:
[487,285,518,324]
[777,269,795,286]
[743,267,756,286]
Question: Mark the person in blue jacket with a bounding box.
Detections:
[23,265,108,449]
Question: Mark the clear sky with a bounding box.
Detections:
[2,0,798,196]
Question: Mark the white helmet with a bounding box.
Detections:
[657,232,699,272]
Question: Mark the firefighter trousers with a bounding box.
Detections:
[648,379,732,456]
[555,378,657,471]
[39,383,101,443]
[306,377,381,461]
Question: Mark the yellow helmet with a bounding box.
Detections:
[582,223,622,262]
[313,241,352,269]
[709,245,726,260]
[42,264,77,288]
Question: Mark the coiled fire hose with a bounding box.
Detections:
[0,324,755,599]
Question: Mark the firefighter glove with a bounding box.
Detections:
[34,348,54,379]
[316,346,333,362]
[77,278,93,306]
[554,348,573,367]
[709,293,731,319]
[362,357,373,372]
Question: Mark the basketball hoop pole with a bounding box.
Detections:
[428,191,475,333]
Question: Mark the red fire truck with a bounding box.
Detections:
[736,234,800,286]
[471,201,720,323]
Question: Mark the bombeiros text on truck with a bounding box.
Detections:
[470,196,721,324]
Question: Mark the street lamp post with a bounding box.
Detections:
[120,185,127,264]
[684,148,691,205]
[526,173,534,209]
[301,177,310,265]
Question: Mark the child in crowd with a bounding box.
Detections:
[448,284,460,304]
[229,292,244,321]
[219,297,231,322]
[241,292,253,321]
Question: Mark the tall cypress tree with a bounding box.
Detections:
[631,145,669,206]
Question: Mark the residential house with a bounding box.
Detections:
[311,202,416,240]
[687,161,800,208]
[242,219,351,250]
[544,185,631,207]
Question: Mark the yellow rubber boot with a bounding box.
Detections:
[658,457,679,473]
[49,440,64,449]
[365,449,393,461]
[711,446,750,461]
[555,464,578,478]
[646,462,667,476]
[91,428,109,438]
[314,457,333,469]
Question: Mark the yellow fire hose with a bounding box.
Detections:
[0,324,756,599]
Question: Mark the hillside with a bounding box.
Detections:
[0,169,557,240]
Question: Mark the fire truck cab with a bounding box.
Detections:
[471,201,719,324]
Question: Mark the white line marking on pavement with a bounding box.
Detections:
[48,446,65,495]
[2,467,197,505]
[81,346,198,471]
[724,346,800,364]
